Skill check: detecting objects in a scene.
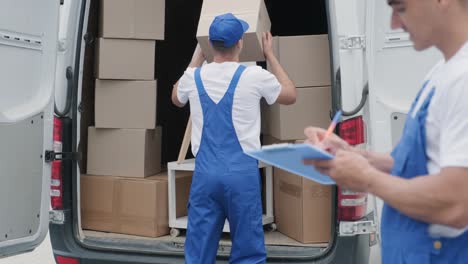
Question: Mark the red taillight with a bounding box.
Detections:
[51,117,63,210]
[338,116,365,146]
[336,115,367,220]
[338,187,367,221]
[55,256,79,264]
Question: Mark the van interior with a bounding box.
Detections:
[77,0,336,259]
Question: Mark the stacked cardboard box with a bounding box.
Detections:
[81,171,193,238]
[263,34,332,140]
[261,35,333,244]
[262,136,333,244]
[81,0,194,238]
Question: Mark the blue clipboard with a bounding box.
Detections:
[245,143,335,185]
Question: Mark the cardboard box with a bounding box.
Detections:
[261,99,270,135]
[95,80,157,129]
[274,169,332,243]
[269,35,331,87]
[99,0,165,40]
[81,174,169,237]
[196,0,271,62]
[87,127,162,177]
[95,38,155,80]
[265,86,331,140]
[153,171,193,217]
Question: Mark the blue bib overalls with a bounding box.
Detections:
[382,82,468,263]
[184,65,267,264]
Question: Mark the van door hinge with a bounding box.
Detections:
[339,220,376,236]
[49,210,65,224]
[44,150,81,162]
[339,35,366,50]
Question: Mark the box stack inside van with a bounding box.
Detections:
[79,0,334,254]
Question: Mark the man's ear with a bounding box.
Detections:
[237,39,243,50]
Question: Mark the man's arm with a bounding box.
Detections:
[172,45,205,108]
[354,148,394,173]
[368,167,468,228]
[304,126,394,173]
[262,32,296,105]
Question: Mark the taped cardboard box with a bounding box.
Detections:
[95,38,155,80]
[197,0,271,62]
[268,35,331,88]
[265,86,332,140]
[152,171,193,217]
[274,168,332,244]
[95,80,157,129]
[81,174,169,237]
[99,0,165,40]
[87,127,162,177]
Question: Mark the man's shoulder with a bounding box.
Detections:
[242,65,275,80]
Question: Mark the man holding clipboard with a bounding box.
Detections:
[304,0,468,263]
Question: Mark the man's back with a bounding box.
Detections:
[177,61,281,156]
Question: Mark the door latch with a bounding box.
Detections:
[339,220,376,236]
[44,150,81,162]
[339,35,366,50]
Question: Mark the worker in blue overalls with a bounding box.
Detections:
[303,0,468,263]
[172,13,297,263]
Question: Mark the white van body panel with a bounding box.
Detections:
[0,0,60,257]
[366,0,442,153]
[331,0,367,113]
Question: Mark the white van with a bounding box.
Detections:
[0,0,440,263]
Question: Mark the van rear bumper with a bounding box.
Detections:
[50,210,370,264]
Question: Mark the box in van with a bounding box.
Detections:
[95,38,155,80]
[99,0,165,40]
[87,126,162,177]
[95,79,157,129]
[81,174,170,237]
[266,86,332,140]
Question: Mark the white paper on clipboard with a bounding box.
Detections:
[245,143,335,185]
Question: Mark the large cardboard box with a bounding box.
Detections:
[99,0,165,40]
[87,127,162,177]
[153,171,193,217]
[196,0,271,62]
[265,86,331,140]
[95,80,157,129]
[274,169,332,244]
[269,35,331,87]
[261,99,270,135]
[81,174,169,237]
[95,38,155,80]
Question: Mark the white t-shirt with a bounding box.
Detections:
[412,42,468,237]
[177,62,281,156]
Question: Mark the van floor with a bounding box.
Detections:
[83,230,328,248]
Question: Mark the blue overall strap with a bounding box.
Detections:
[194,65,246,98]
[194,67,207,97]
[225,65,246,96]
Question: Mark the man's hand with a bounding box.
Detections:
[262,32,274,58]
[189,44,206,67]
[304,150,377,192]
[304,126,350,155]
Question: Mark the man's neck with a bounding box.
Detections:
[437,11,468,61]
[213,54,240,63]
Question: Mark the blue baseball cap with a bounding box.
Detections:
[209,13,249,48]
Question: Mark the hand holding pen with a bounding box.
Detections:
[304,110,349,155]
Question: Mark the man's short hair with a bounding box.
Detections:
[211,40,238,54]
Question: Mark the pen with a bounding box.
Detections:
[323,110,342,141]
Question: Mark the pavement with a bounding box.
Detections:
[0,233,55,264]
